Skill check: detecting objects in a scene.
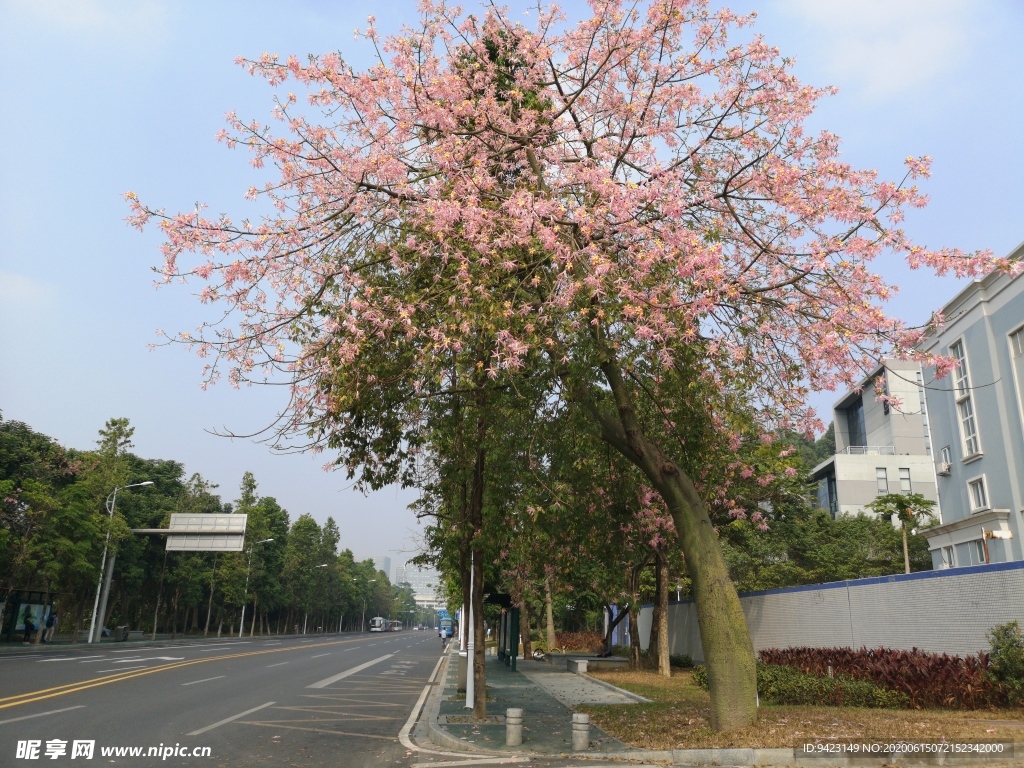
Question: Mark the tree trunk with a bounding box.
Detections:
[585,357,757,731]
[472,544,487,718]
[656,550,671,677]
[902,525,911,574]
[520,603,533,658]
[170,587,180,640]
[627,602,642,669]
[543,575,556,651]
[649,560,662,670]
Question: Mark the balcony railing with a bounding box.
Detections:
[841,445,896,455]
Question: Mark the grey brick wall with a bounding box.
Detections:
[638,561,1024,661]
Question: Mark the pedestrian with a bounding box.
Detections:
[22,607,35,644]
[43,611,57,643]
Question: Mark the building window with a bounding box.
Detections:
[899,467,912,494]
[847,397,866,447]
[968,476,988,511]
[970,539,987,565]
[876,467,888,495]
[950,340,981,457]
[942,545,955,568]
[941,445,952,465]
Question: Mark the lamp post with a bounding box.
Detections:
[352,578,376,631]
[88,481,153,644]
[239,538,274,638]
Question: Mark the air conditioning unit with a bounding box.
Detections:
[937,462,952,477]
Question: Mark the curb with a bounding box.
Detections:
[578,671,653,703]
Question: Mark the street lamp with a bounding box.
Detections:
[352,578,376,632]
[239,538,274,638]
[88,481,153,644]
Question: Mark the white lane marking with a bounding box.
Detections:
[306,654,393,688]
[108,642,251,654]
[0,705,86,726]
[310,653,331,659]
[110,656,183,663]
[410,760,529,767]
[182,676,225,686]
[187,701,275,736]
[38,656,103,663]
[96,665,149,673]
[267,662,289,668]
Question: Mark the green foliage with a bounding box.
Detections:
[989,622,1024,707]
[720,507,933,592]
[865,492,936,528]
[692,663,908,708]
[670,653,693,669]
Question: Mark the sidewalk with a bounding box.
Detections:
[428,651,637,756]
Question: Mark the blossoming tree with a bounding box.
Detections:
[129,0,1004,730]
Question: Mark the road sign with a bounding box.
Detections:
[164,514,247,552]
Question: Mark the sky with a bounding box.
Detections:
[1,0,1022,566]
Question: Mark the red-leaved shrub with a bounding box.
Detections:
[758,646,997,709]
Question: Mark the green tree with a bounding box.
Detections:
[865,493,937,574]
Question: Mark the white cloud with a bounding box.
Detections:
[776,0,983,99]
[3,0,168,47]
[0,271,57,311]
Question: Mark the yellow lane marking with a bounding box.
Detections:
[0,638,364,711]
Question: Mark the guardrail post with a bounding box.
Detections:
[571,712,590,751]
[505,708,523,746]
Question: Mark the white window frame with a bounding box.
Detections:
[898,467,912,494]
[1010,325,1024,444]
[967,474,989,512]
[950,339,982,458]
[970,539,987,565]
[940,445,952,465]
[875,467,888,495]
[941,545,955,568]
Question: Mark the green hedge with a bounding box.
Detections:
[692,663,908,708]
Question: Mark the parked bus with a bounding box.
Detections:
[388,620,402,632]
[368,616,386,632]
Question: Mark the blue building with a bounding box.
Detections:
[920,244,1024,567]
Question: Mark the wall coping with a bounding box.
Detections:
[651,558,1024,609]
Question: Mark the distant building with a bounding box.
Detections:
[918,250,1024,567]
[399,562,443,611]
[373,555,392,581]
[394,564,407,586]
[811,359,939,518]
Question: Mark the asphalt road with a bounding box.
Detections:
[0,632,450,767]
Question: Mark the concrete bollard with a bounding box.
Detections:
[571,712,590,751]
[505,708,523,746]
